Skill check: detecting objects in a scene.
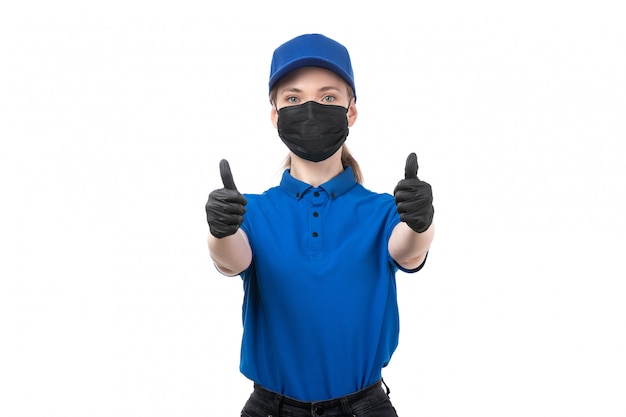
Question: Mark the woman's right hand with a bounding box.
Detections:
[205,159,247,239]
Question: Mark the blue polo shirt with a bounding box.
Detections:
[238,166,424,402]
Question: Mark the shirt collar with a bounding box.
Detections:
[280,166,357,200]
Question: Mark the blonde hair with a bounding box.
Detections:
[271,83,363,184]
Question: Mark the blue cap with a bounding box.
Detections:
[269,34,356,100]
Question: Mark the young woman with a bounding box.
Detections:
[206,33,435,416]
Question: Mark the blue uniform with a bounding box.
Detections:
[239,166,424,402]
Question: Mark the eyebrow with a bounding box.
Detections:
[318,86,342,93]
[279,87,303,95]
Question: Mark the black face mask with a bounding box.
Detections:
[277,101,349,162]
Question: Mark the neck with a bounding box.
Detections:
[289,150,343,187]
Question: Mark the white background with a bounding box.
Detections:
[1,1,625,416]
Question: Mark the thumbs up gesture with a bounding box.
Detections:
[205,159,248,238]
[393,153,434,233]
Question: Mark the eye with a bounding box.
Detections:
[322,95,336,103]
[286,96,299,104]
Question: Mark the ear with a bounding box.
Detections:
[347,98,358,127]
[271,106,278,129]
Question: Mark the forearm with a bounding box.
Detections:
[388,221,434,270]
[208,229,252,276]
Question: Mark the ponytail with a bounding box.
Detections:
[340,144,363,184]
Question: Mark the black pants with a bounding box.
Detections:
[241,379,398,417]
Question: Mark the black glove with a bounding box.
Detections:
[205,159,247,238]
[394,152,434,233]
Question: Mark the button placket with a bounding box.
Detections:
[309,188,325,255]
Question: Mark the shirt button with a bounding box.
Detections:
[312,232,318,237]
[313,191,320,197]
[313,212,319,217]
[330,192,336,198]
